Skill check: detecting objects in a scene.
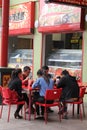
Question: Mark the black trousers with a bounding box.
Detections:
[15,93,29,114]
[33,92,53,115]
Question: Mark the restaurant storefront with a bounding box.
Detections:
[38,0,85,81]
[8,2,35,70]
[0,1,35,86]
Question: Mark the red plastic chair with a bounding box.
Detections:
[0,87,26,122]
[0,86,2,94]
[34,88,62,124]
[66,87,86,120]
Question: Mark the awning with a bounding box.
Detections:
[45,0,87,8]
[38,0,85,33]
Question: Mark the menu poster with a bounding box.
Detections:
[45,0,87,7]
[9,2,35,35]
[38,0,85,33]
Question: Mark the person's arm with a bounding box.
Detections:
[32,78,41,89]
[22,77,29,85]
[16,80,23,97]
[57,77,65,88]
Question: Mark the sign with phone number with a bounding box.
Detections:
[46,0,87,7]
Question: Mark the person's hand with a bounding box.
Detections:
[25,77,29,81]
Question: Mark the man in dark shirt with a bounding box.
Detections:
[57,70,79,119]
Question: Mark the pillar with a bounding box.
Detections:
[0,0,10,67]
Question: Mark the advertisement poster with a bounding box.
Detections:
[9,2,35,35]
[38,0,84,32]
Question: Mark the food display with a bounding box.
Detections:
[46,49,82,78]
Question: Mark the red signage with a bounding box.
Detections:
[9,2,35,35]
[0,0,2,7]
[45,0,87,7]
[38,0,85,33]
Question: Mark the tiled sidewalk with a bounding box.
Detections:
[0,97,87,130]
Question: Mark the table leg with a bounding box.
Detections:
[29,90,31,120]
[77,104,79,115]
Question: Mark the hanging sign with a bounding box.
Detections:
[45,0,87,8]
[38,0,85,33]
[9,2,35,35]
[0,0,2,7]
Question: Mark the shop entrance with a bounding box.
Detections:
[43,32,82,80]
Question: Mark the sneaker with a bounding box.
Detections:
[14,113,23,119]
[35,116,44,120]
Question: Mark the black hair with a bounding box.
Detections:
[42,69,50,85]
[37,69,43,76]
[42,65,49,71]
[23,66,31,72]
[41,66,50,84]
[11,68,22,80]
[61,70,69,76]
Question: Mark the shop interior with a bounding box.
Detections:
[45,32,82,77]
[8,35,33,69]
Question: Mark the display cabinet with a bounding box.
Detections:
[46,49,82,77]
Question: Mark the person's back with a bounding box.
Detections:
[32,76,54,97]
[58,74,79,101]
[57,70,79,119]
[8,69,22,97]
[32,68,54,117]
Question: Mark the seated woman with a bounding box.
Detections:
[32,69,54,117]
[8,68,29,119]
[57,70,79,119]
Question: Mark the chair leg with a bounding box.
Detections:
[79,104,82,120]
[0,104,3,118]
[34,104,37,120]
[44,107,47,124]
[72,104,74,116]
[23,104,26,120]
[58,105,62,122]
[82,103,85,118]
[7,105,11,122]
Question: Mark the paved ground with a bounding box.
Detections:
[0,95,87,130]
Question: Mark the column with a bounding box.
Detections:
[0,0,10,67]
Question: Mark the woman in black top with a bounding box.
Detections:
[8,68,29,119]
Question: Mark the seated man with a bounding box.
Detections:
[22,66,31,87]
[57,70,79,119]
[22,66,34,113]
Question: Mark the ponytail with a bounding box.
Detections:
[42,70,50,85]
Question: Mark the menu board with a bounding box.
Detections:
[9,2,35,35]
[46,0,87,7]
[38,0,85,33]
